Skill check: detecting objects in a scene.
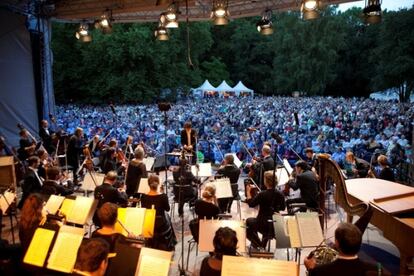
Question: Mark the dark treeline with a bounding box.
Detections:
[51,6,414,104]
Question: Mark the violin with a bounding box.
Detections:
[82,146,94,171]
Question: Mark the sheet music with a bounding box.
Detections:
[276,168,290,186]
[44,195,65,215]
[283,159,293,175]
[222,256,297,276]
[117,208,147,236]
[199,219,246,253]
[0,191,16,213]
[142,209,156,238]
[136,247,172,276]
[67,196,95,225]
[191,163,212,177]
[296,212,324,247]
[143,157,155,171]
[47,225,84,273]
[137,178,149,194]
[231,153,243,168]
[59,198,75,217]
[211,178,233,199]
[286,216,301,248]
[23,228,55,267]
[82,172,104,191]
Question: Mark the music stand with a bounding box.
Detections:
[0,190,17,243]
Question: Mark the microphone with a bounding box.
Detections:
[270,133,283,144]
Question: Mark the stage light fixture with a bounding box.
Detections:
[211,0,229,25]
[95,10,113,34]
[154,20,169,40]
[164,2,179,28]
[301,0,320,20]
[363,0,382,24]
[75,23,92,42]
[257,9,273,35]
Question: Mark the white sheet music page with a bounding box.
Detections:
[137,178,149,194]
[125,207,146,235]
[296,212,324,247]
[143,157,155,171]
[199,219,246,253]
[222,256,297,276]
[286,216,301,248]
[191,163,212,177]
[283,159,293,175]
[0,191,16,213]
[67,196,94,225]
[135,247,172,276]
[212,178,233,199]
[231,153,243,168]
[276,168,290,186]
[44,195,65,215]
[47,225,84,273]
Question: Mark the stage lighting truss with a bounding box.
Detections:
[363,0,382,24]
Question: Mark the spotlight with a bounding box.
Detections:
[301,0,320,20]
[363,0,382,24]
[154,21,169,40]
[95,10,113,33]
[163,2,179,28]
[75,23,92,42]
[211,0,229,25]
[257,9,273,35]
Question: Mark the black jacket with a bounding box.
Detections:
[180,129,197,151]
[18,169,43,208]
[217,164,240,184]
[41,180,73,198]
[309,258,377,276]
[252,155,275,188]
[94,183,127,207]
[288,170,319,208]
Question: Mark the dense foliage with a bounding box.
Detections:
[51,6,414,103]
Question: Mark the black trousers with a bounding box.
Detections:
[246,217,273,249]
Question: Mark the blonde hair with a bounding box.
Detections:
[264,171,277,188]
[202,184,216,199]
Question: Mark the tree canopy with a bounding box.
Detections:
[51,6,414,103]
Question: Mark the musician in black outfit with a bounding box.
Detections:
[18,156,43,209]
[246,171,286,249]
[285,160,319,214]
[67,127,84,182]
[199,227,238,276]
[369,154,395,182]
[172,157,199,216]
[305,223,377,276]
[94,171,128,209]
[125,147,147,197]
[141,175,177,251]
[192,185,220,242]
[40,166,73,199]
[216,154,241,213]
[251,145,275,189]
[17,129,35,161]
[180,121,197,164]
[39,120,55,153]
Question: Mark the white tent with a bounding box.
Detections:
[192,80,217,98]
[216,80,235,97]
[232,81,254,96]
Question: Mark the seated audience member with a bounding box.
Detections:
[73,238,109,276]
[94,171,128,208]
[172,157,199,216]
[91,202,125,252]
[216,154,241,213]
[140,175,177,251]
[199,227,238,276]
[41,166,73,199]
[246,171,286,249]
[369,155,395,182]
[343,152,369,178]
[285,161,319,214]
[305,223,377,276]
[18,193,45,253]
[192,184,220,242]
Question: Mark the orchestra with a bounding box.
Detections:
[0,115,408,276]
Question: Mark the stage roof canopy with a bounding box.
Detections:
[2,0,356,23]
